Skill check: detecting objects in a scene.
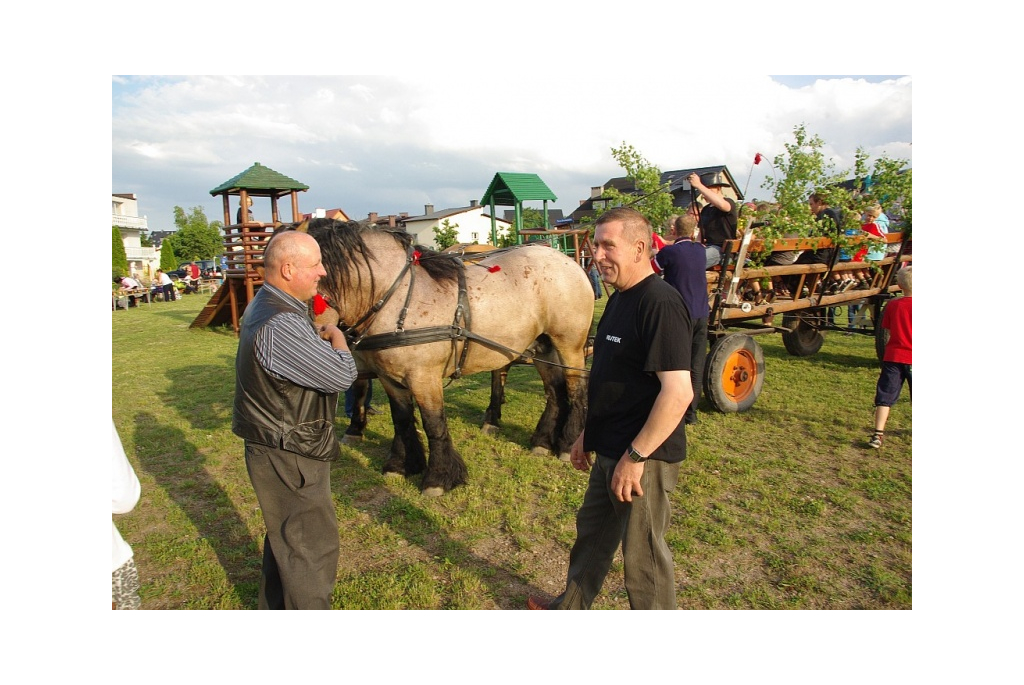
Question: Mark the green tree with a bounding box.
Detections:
[521,207,545,229]
[159,235,178,272]
[112,227,129,278]
[752,124,911,265]
[600,142,677,234]
[171,205,224,262]
[433,218,459,250]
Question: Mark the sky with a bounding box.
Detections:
[112,74,912,232]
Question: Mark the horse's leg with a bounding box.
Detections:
[414,382,468,497]
[532,335,589,462]
[342,377,370,443]
[548,337,590,461]
[380,386,427,478]
[482,364,510,436]
[529,338,564,459]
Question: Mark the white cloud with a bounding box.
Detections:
[112,74,911,228]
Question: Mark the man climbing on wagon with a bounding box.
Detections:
[687,171,738,269]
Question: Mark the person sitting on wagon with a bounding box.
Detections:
[688,171,738,270]
[787,192,841,297]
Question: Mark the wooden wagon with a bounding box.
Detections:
[700,225,911,412]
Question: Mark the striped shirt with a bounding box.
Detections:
[253,283,357,394]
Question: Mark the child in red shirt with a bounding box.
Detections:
[869,266,912,448]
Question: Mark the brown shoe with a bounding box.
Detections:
[527,595,551,610]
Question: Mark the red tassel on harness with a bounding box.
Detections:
[412,250,421,265]
[488,265,501,273]
[313,293,329,316]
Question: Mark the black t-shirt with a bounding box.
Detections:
[700,198,739,247]
[584,274,692,463]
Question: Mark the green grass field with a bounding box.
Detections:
[112,293,910,609]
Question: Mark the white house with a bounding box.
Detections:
[113,193,160,279]
[401,201,512,249]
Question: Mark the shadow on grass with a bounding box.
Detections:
[331,373,560,608]
[133,411,259,608]
[148,358,553,609]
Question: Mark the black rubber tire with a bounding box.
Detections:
[874,301,890,362]
[703,334,765,413]
[781,311,825,357]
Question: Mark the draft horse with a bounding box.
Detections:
[304,219,594,496]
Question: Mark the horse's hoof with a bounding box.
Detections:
[481,423,499,436]
[531,446,551,457]
[421,486,445,498]
[341,434,364,444]
[557,452,572,463]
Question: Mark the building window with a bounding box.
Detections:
[471,232,479,242]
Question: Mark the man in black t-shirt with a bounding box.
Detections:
[528,207,692,610]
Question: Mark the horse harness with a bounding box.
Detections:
[340,243,545,380]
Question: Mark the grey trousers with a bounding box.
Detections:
[245,442,339,609]
[552,453,681,609]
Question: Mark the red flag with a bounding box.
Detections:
[754,153,763,165]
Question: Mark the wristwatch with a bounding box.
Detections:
[627,445,648,463]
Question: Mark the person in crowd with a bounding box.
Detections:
[688,171,738,269]
[588,258,603,299]
[868,266,912,449]
[788,192,842,297]
[654,213,708,425]
[232,230,357,609]
[112,422,142,609]
[528,207,692,610]
[155,269,176,301]
[237,195,255,224]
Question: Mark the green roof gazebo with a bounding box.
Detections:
[480,172,557,246]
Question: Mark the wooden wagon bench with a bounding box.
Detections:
[697,223,911,413]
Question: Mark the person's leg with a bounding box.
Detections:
[686,318,707,424]
[245,443,339,609]
[704,245,722,270]
[621,459,681,609]
[111,557,142,610]
[873,405,891,433]
[551,454,625,609]
[344,386,355,418]
[870,363,900,448]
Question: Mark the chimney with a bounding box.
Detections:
[590,186,604,199]
[400,212,409,218]
[368,212,378,222]
[388,216,396,228]
[425,204,434,215]
[470,199,479,207]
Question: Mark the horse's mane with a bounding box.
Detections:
[296,219,462,304]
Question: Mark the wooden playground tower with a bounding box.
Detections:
[191,162,309,334]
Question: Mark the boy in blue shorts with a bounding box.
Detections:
[869,266,912,448]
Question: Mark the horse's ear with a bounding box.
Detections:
[296,220,309,233]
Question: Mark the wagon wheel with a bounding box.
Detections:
[703,334,765,413]
[874,300,890,362]
[781,311,825,357]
